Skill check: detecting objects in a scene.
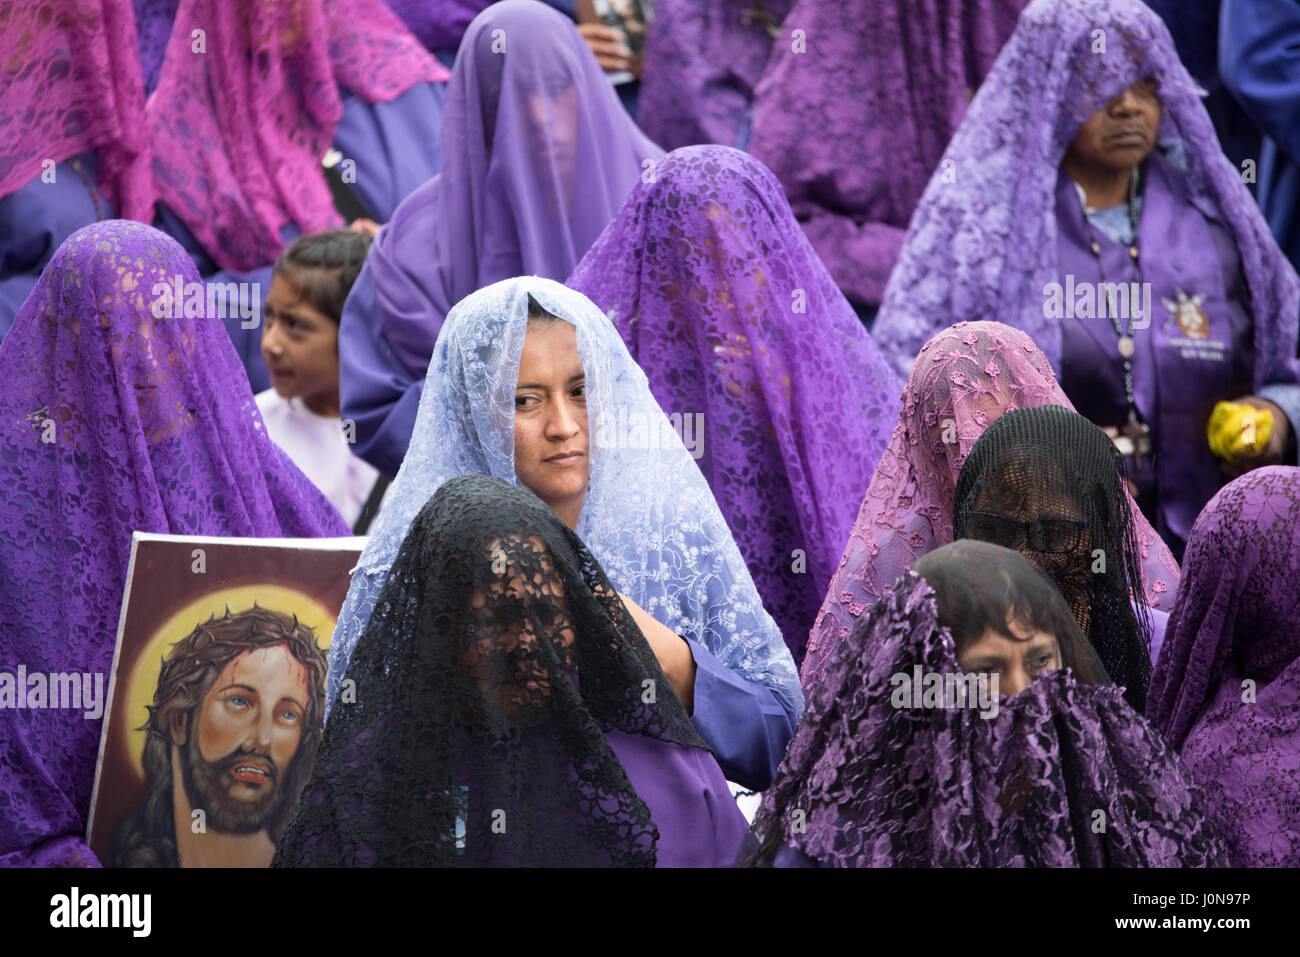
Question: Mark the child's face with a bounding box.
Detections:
[261,273,341,417]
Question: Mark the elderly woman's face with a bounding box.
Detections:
[1066,78,1162,171]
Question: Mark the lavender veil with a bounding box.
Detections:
[568,145,900,662]
[742,553,1226,867]
[1148,466,1300,867]
[869,0,1298,383]
[0,221,349,867]
[801,321,1181,690]
[746,0,1027,307]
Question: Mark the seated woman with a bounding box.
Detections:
[871,0,1300,558]
[0,221,349,867]
[954,405,1160,711]
[801,321,1179,691]
[146,0,450,390]
[275,475,748,866]
[257,230,387,532]
[741,539,1226,868]
[337,0,664,478]
[1148,466,1300,867]
[568,145,900,665]
[327,277,803,791]
[0,1,154,338]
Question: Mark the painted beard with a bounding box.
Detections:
[179,730,287,835]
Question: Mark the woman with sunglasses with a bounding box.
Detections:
[954,404,1160,711]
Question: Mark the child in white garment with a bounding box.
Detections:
[256,229,387,532]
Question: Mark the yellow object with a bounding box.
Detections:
[1208,401,1273,462]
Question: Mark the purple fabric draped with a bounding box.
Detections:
[801,321,1181,691]
[147,0,449,274]
[0,0,154,222]
[636,0,791,152]
[746,0,1026,307]
[338,0,663,474]
[568,145,900,663]
[1148,466,1300,866]
[746,569,1227,867]
[0,221,349,867]
[869,0,1299,390]
[382,0,491,51]
[133,0,179,94]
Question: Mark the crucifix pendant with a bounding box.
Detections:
[1122,411,1151,471]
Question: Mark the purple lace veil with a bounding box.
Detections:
[0,0,154,220]
[568,144,900,663]
[869,0,1298,385]
[0,221,349,867]
[742,540,1227,867]
[146,0,448,273]
[636,0,791,152]
[364,0,665,378]
[1148,466,1300,866]
[747,0,1027,307]
[801,321,1180,690]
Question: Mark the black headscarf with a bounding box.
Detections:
[273,475,706,866]
[954,405,1153,711]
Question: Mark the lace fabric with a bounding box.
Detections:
[146,0,448,273]
[870,0,1298,389]
[954,405,1154,711]
[0,0,154,221]
[1148,466,1300,866]
[747,0,1027,306]
[568,145,900,664]
[743,565,1227,868]
[0,221,350,867]
[275,475,710,866]
[801,321,1179,690]
[327,276,802,723]
[636,0,792,152]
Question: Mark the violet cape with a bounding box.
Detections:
[868,0,1300,556]
[1147,466,1300,867]
[338,0,663,477]
[568,145,900,664]
[746,0,1026,308]
[0,222,350,867]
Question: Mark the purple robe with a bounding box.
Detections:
[0,222,349,868]
[568,145,900,663]
[1148,467,1300,867]
[747,0,1026,308]
[338,0,663,476]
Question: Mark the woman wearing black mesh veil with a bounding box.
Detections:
[272,475,747,866]
[954,405,1155,711]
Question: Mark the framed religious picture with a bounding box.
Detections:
[86,532,365,867]
[576,0,653,85]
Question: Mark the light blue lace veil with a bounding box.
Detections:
[325,276,803,720]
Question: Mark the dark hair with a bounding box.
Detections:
[272,229,372,324]
[526,293,564,324]
[913,539,1110,686]
[108,606,328,867]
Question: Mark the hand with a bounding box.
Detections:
[576,23,636,74]
[1216,395,1289,480]
[617,591,697,713]
[348,217,382,238]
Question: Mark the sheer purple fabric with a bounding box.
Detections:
[745,569,1227,867]
[636,0,791,152]
[133,0,179,95]
[147,0,449,273]
[361,0,663,375]
[568,145,900,663]
[0,221,349,867]
[747,0,1026,307]
[0,0,154,221]
[1148,466,1300,866]
[870,0,1298,387]
[801,321,1181,690]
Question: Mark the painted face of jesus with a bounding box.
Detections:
[181,644,310,833]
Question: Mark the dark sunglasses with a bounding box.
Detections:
[966,511,1088,555]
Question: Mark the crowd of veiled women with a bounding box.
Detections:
[1,0,1298,869]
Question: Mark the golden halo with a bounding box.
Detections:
[119,586,337,782]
